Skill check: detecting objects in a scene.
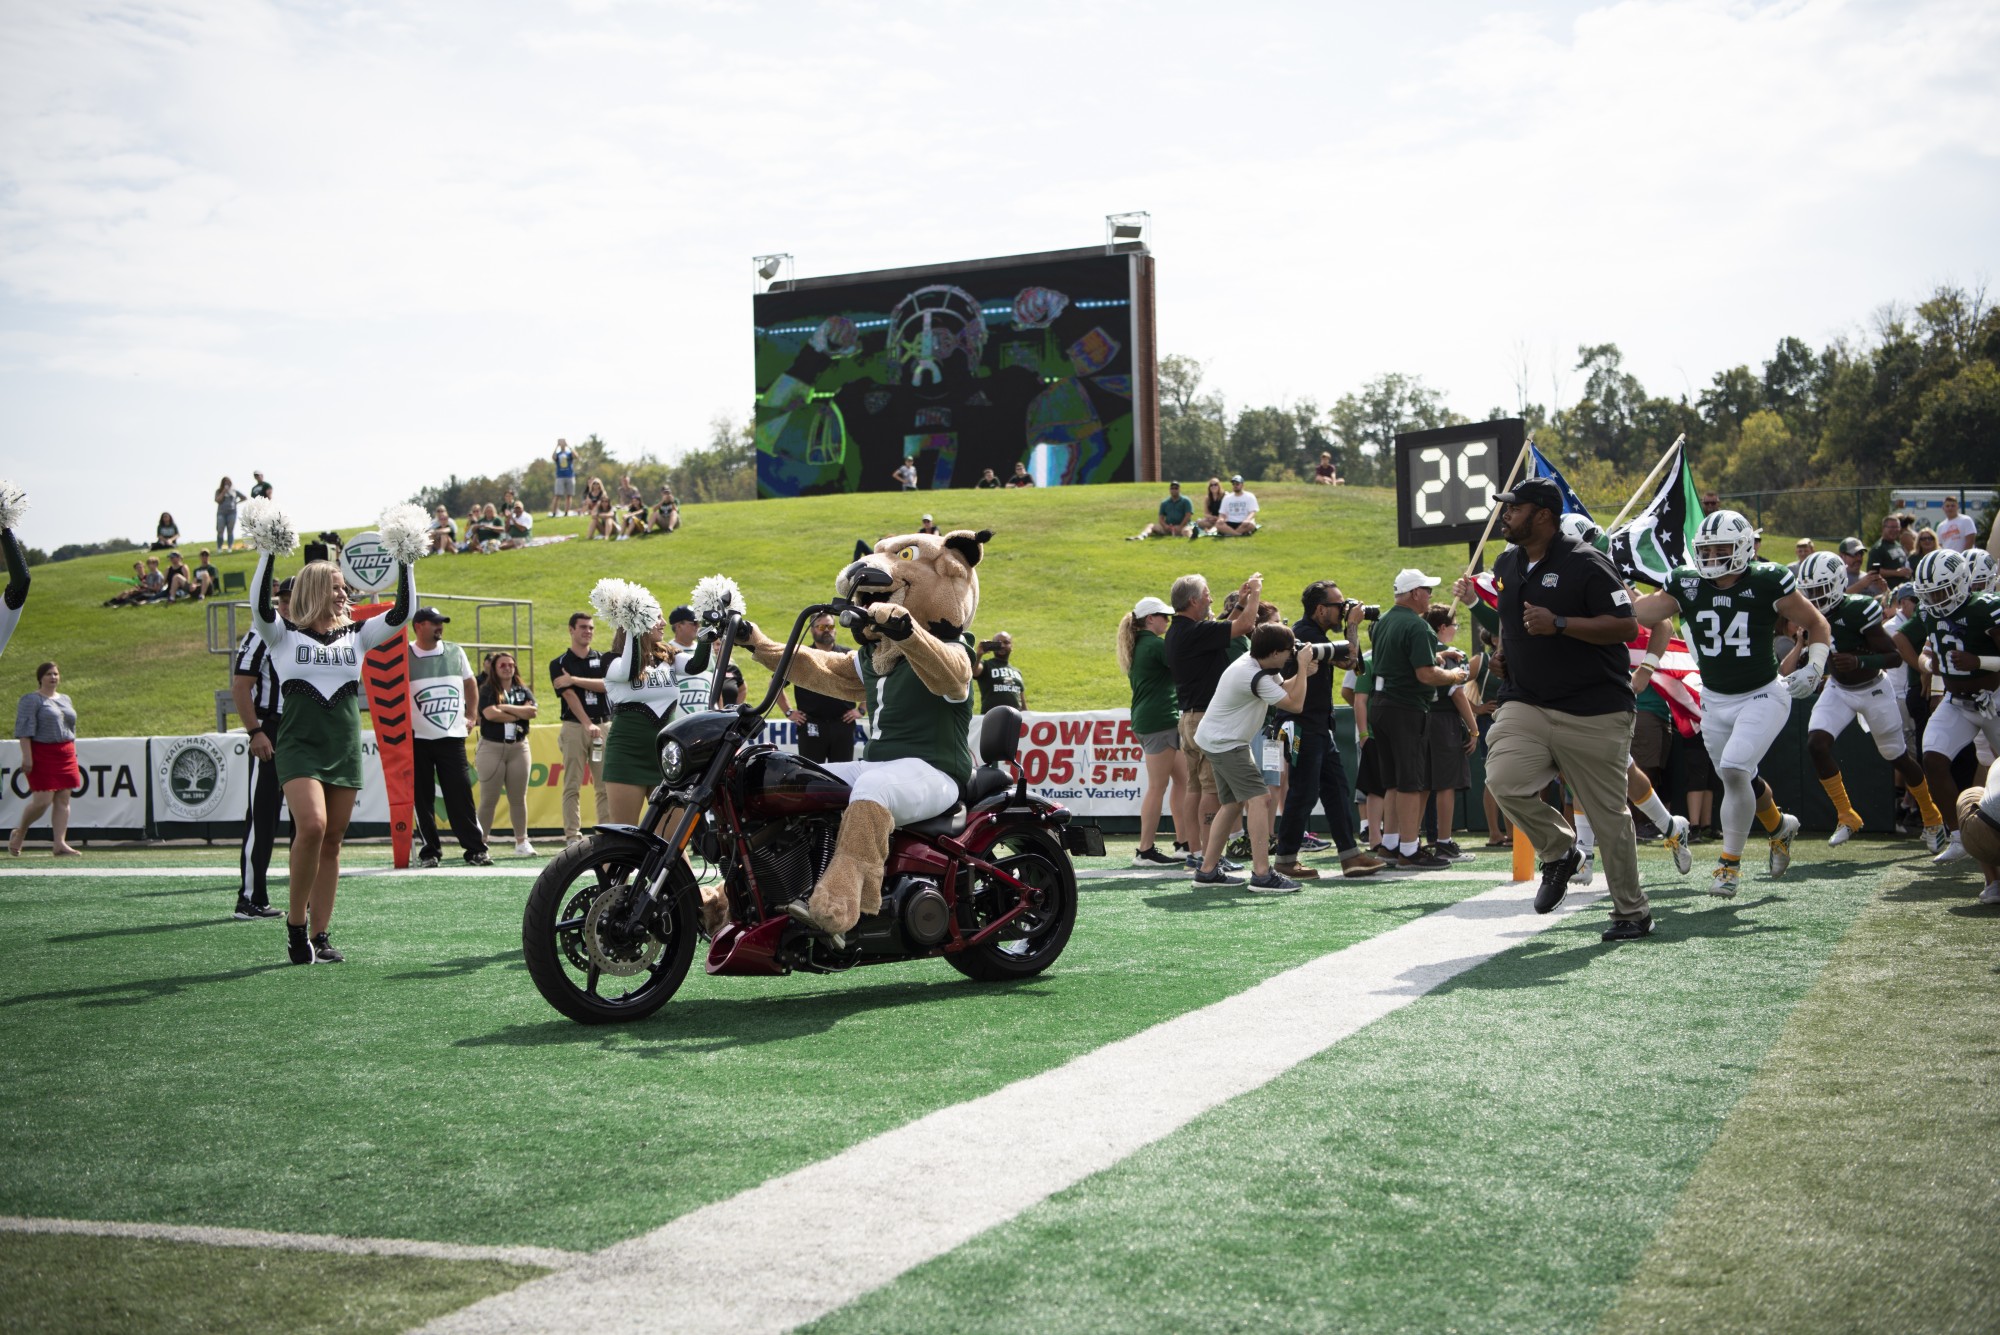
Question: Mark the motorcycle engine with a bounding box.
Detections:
[739,816,838,912]
[845,874,952,955]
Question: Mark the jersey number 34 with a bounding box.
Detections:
[1694,609,1751,659]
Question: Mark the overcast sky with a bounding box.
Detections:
[3,0,1995,551]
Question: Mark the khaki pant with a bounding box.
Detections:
[476,737,530,842]
[1178,710,1216,797]
[559,719,608,842]
[1484,700,1649,922]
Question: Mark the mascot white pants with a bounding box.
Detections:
[824,758,959,827]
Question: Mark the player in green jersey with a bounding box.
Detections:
[1632,510,1831,898]
[1788,551,1945,850]
[1893,550,2000,867]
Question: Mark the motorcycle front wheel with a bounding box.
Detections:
[522,833,698,1025]
[948,826,1078,982]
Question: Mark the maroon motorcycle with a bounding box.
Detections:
[522,601,1102,1025]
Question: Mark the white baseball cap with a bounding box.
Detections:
[1393,568,1441,595]
[1132,596,1173,618]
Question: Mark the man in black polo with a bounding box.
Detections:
[1458,476,1651,941]
[787,611,861,764]
[1164,570,1262,867]
[549,612,612,846]
[1273,581,1385,880]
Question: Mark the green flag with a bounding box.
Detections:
[1608,441,1703,588]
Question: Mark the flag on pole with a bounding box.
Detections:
[1607,439,1703,587]
[1527,443,1590,519]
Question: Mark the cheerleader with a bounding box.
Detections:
[591,578,678,826]
[245,499,425,965]
[0,483,28,659]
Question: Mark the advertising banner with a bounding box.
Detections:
[148,733,252,838]
[0,737,150,838]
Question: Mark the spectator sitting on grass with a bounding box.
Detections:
[1195,477,1226,534]
[1007,461,1035,488]
[1131,481,1194,540]
[190,550,220,599]
[650,485,681,533]
[105,560,152,606]
[1313,452,1340,485]
[1214,475,1260,537]
[501,502,534,549]
[138,556,170,602]
[461,504,504,553]
[151,512,180,551]
[163,551,198,600]
[618,491,650,540]
[976,468,1002,489]
[919,514,940,536]
[428,505,457,554]
[583,479,616,539]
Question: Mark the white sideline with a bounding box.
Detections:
[0,866,547,879]
[0,1215,582,1270]
[420,876,1601,1335]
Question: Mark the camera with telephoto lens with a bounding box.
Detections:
[1337,599,1381,622]
[1294,639,1351,667]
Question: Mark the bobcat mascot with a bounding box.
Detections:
[745,528,992,940]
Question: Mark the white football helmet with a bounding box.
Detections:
[1964,548,1997,594]
[1693,509,1757,579]
[1914,550,1972,618]
[1559,513,1604,546]
[1794,550,1847,611]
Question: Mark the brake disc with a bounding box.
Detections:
[582,889,665,977]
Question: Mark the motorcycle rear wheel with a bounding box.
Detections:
[948,826,1078,981]
[522,833,697,1025]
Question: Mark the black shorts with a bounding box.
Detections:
[1425,708,1469,792]
[1370,700,1431,794]
[1630,711,1672,774]
[1682,730,1717,792]
[1356,736,1384,798]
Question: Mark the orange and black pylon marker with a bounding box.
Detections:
[354,602,416,869]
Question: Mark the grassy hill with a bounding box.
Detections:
[21,484,1535,738]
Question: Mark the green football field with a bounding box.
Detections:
[1,836,1994,1334]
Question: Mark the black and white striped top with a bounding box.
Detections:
[232,629,282,719]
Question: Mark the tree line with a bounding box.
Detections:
[409,417,756,517]
[1162,281,1999,537]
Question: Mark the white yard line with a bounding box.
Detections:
[421,876,1601,1335]
[0,866,546,879]
[0,1215,581,1270]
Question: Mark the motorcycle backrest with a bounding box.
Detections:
[980,706,1022,765]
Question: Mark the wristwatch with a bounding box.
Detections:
[1553,616,1569,634]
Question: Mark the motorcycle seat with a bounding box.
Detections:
[902,805,967,838]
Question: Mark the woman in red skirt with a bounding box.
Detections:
[11,661,81,856]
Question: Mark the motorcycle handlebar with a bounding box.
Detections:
[707,601,849,725]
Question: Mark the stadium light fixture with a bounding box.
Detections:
[1105,212,1150,250]
[753,253,794,292]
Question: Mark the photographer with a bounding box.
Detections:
[1165,571,1264,865]
[1272,581,1385,879]
[1369,569,1470,870]
[1193,623,1317,892]
[1454,477,1651,941]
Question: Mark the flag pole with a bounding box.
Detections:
[1606,434,1687,533]
[1455,435,1534,609]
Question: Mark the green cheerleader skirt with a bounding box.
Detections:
[276,695,366,790]
[602,706,668,788]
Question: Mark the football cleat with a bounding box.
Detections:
[1573,847,1596,890]
[1768,813,1800,876]
[1922,824,1947,855]
[1664,816,1694,876]
[1708,863,1741,898]
[1827,818,1862,848]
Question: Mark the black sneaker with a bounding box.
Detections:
[1225,834,1252,860]
[1132,845,1181,866]
[1398,849,1451,870]
[235,898,281,920]
[1535,845,1583,914]
[1433,839,1467,860]
[1246,870,1301,895]
[1299,831,1332,852]
[311,932,345,963]
[287,923,314,966]
[465,851,494,868]
[416,852,442,869]
[1192,866,1244,886]
[1601,914,1654,942]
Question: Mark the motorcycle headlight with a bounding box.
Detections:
[659,738,685,783]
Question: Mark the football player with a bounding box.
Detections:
[1786,551,1944,849]
[1893,550,2000,865]
[1632,511,1831,897]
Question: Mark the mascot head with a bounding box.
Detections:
[838,528,991,660]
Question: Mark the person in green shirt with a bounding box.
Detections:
[1632,509,1830,898]
[1865,514,1914,585]
[1131,482,1196,540]
[1120,595,1194,865]
[1368,569,1470,868]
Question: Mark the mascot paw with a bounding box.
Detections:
[871,603,914,640]
[783,898,846,951]
[698,885,730,937]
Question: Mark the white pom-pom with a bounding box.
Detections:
[0,481,26,533]
[240,498,297,556]
[377,503,431,566]
[690,574,745,624]
[589,577,663,639]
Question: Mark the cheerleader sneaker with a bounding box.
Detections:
[286,923,315,966]
[311,932,344,964]
[1767,814,1800,877]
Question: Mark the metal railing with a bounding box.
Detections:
[208,591,535,730]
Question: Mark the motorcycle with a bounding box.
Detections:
[522,600,1105,1025]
